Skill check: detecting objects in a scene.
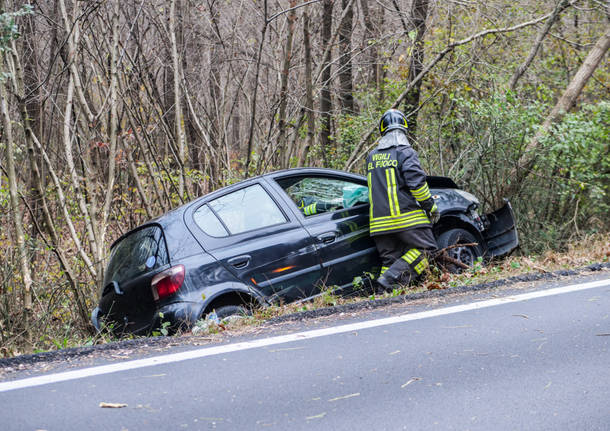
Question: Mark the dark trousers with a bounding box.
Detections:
[374,227,438,283]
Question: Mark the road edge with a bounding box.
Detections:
[1,261,608,368]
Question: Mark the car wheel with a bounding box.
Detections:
[436,228,483,273]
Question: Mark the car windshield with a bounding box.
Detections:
[104,225,169,286]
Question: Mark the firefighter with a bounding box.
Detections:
[366,109,439,290]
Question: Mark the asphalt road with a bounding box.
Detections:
[1,276,609,430]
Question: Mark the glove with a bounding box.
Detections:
[427,202,440,224]
[420,197,440,224]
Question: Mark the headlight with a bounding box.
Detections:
[454,189,480,206]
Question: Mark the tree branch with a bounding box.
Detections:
[344,9,563,170]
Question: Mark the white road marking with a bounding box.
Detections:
[1,278,608,393]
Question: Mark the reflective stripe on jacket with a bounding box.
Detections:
[366,143,432,236]
[297,197,335,216]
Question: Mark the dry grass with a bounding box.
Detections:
[430,232,610,289]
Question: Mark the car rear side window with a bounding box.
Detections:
[104,225,169,286]
[208,184,287,235]
[193,204,229,237]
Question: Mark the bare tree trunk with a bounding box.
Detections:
[359,0,378,88]
[298,11,315,165]
[58,0,101,277]
[500,27,610,204]
[319,0,334,162]
[62,74,100,280]
[205,4,224,186]
[245,0,269,175]
[99,0,120,268]
[338,0,355,114]
[124,139,154,219]
[0,52,33,350]
[377,5,386,101]
[277,0,297,168]
[169,0,187,196]
[509,0,574,90]
[544,30,610,121]
[21,12,44,251]
[391,0,408,33]
[403,0,429,143]
[58,0,97,126]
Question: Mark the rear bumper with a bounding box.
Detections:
[151,301,201,332]
[91,300,201,335]
[483,200,519,258]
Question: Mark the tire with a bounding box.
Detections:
[436,228,483,273]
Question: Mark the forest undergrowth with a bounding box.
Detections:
[2,233,607,358]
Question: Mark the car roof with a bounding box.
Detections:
[110,168,458,249]
[110,168,364,249]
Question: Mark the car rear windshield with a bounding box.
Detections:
[104,225,169,286]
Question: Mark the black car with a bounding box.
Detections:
[92,168,518,335]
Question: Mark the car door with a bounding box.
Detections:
[187,182,323,303]
[271,173,379,289]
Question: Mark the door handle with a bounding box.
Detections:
[228,255,251,269]
[317,232,337,244]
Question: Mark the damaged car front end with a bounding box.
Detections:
[429,176,519,262]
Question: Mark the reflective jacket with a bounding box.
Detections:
[366,131,433,236]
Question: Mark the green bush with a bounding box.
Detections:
[332,89,608,253]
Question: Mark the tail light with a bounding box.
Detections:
[151,265,185,300]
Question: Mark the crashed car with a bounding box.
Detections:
[92,168,518,335]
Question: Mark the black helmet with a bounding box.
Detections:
[379,109,408,136]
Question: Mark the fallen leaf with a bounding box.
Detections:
[401,377,421,388]
[306,412,327,420]
[328,393,360,402]
[426,282,444,290]
[99,402,127,408]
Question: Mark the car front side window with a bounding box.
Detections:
[278,176,369,216]
[208,184,287,235]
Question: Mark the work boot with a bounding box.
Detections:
[375,274,394,292]
[376,266,403,292]
[377,254,423,292]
